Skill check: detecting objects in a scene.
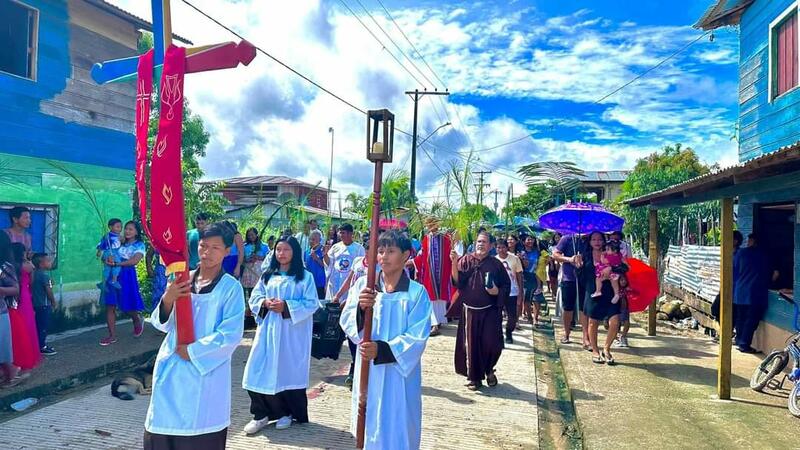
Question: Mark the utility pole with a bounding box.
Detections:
[406,89,450,199]
[472,170,491,206]
[490,189,501,215]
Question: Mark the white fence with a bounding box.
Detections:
[663,245,720,302]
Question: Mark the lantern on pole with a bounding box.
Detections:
[356,109,394,449]
[366,109,395,163]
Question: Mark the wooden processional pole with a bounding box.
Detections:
[356,109,394,449]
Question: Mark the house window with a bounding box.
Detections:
[770,4,800,100]
[0,203,59,268]
[0,0,38,80]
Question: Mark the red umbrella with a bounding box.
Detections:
[624,258,660,313]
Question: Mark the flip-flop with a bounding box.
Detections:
[560,337,571,344]
[592,355,605,364]
[603,351,616,366]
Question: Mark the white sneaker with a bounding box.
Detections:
[244,417,270,435]
[275,415,293,430]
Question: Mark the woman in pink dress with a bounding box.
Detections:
[8,243,41,373]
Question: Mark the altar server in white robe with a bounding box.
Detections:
[340,230,432,450]
[144,223,245,450]
[242,236,321,434]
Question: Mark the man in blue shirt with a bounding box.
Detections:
[732,233,772,353]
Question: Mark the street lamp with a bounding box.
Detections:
[417,122,451,148]
[328,127,334,218]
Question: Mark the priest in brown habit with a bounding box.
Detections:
[452,231,511,391]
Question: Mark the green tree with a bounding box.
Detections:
[613,144,714,255]
[503,184,554,220]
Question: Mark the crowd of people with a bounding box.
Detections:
[0,204,638,449]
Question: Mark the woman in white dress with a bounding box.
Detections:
[242,236,321,434]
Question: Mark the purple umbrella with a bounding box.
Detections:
[538,202,624,235]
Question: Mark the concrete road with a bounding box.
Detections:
[1,322,538,449]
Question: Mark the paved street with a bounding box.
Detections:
[1,321,538,450]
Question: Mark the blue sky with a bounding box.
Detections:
[110,0,740,206]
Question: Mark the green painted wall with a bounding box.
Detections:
[0,153,133,292]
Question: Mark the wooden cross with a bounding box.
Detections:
[93,0,256,344]
[92,0,256,85]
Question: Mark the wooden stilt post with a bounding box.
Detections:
[648,208,659,336]
[717,197,734,400]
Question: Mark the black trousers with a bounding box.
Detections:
[348,338,358,375]
[143,428,227,450]
[34,305,51,349]
[316,286,326,300]
[248,389,309,423]
[503,296,518,338]
[734,303,767,349]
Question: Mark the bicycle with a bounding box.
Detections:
[749,292,800,417]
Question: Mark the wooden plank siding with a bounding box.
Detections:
[0,0,137,170]
[738,0,800,162]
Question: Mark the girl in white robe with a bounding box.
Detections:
[340,230,432,450]
[242,236,321,434]
[144,223,245,450]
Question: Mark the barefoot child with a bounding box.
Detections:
[340,230,432,449]
[591,240,624,304]
[144,223,245,449]
[96,219,123,290]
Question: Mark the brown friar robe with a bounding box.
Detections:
[453,253,511,383]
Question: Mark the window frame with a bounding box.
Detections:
[0,0,39,81]
[769,2,800,102]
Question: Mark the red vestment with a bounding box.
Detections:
[413,233,454,303]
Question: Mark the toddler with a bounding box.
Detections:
[96,218,122,290]
[591,240,624,304]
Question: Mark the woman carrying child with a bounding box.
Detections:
[100,221,145,346]
[591,240,624,304]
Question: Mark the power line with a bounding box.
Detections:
[180,0,531,187]
[354,0,437,89]
[181,0,368,115]
[458,29,714,155]
[374,0,447,89]
[338,0,426,87]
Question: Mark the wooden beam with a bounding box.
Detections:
[648,208,658,336]
[717,197,734,400]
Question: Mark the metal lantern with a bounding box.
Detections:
[366,109,394,163]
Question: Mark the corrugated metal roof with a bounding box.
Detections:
[626,141,800,207]
[84,0,192,44]
[203,175,333,192]
[577,170,631,182]
[694,0,754,30]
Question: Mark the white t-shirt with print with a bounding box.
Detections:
[326,241,365,300]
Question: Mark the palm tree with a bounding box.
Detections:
[517,161,585,207]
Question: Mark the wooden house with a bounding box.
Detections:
[0,0,160,328]
[628,1,800,395]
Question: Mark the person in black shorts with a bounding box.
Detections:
[552,234,587,346]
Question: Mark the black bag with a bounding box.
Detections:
[311,302,346,360]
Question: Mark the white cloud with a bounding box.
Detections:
[105,1,739,209]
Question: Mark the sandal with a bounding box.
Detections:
[466,381,481,391]
[560,337,571,344]
[603,351,616,366]
[487,372,498,387]
[591,354,605,364]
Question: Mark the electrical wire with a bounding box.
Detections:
[338,0,426,87]
[374,0,447,89]
[459,29,714,155]
[354,0,437,89]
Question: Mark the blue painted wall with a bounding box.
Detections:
[739,0,800,161]
[0,0,135,170]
